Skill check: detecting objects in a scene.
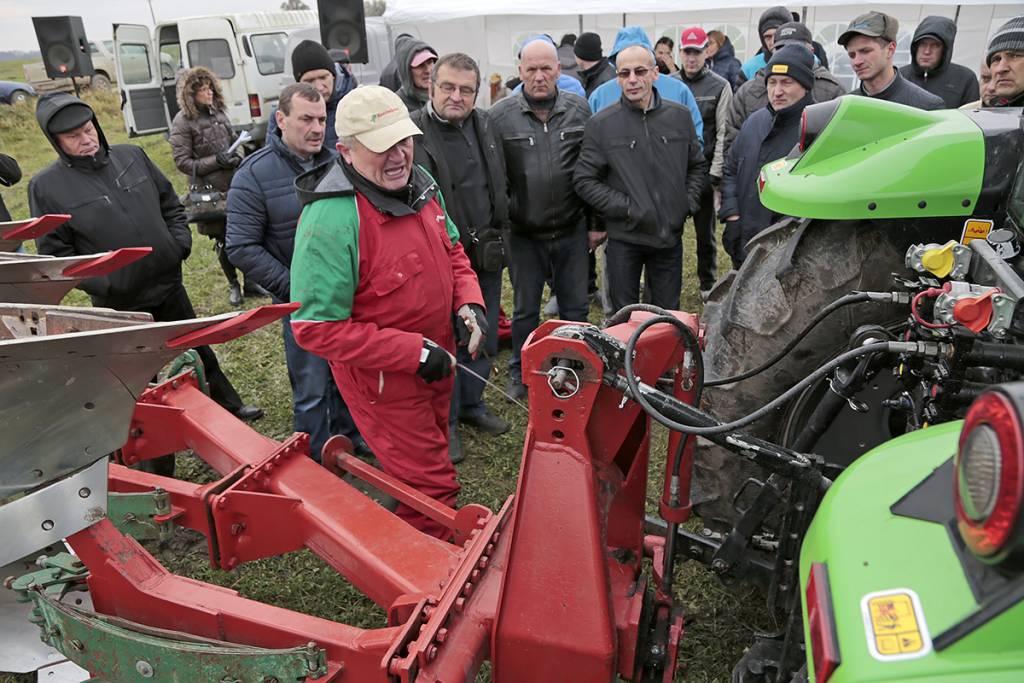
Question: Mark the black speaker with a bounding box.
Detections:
[317,0,368,64]
[32,16,94,79]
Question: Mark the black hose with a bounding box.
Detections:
[705,291,876,386]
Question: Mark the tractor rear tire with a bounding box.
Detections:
[693,217,921,531]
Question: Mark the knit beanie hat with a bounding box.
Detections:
[574,32,604,61]
[986,15,1024,66]
[759,6,793,38]
[765,43,815,91]
[292,40,335,82]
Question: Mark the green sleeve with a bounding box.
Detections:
[290,196,360,322]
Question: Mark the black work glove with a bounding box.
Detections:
[216,150,241,169]
[417,338,454,383]
[455,303,488,356]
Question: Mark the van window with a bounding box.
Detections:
[187,39,235,79]
[251,33,288,75]
[119,43,152,85]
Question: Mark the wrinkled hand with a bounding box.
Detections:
[216,150,241,169]
[455,303,487,357]
[416,338,455,383]
[588,230,607,251]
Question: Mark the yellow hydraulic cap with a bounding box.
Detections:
[920,241,959,278]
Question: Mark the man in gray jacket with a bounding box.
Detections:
[724,21,844,155]
[574,45,707,311]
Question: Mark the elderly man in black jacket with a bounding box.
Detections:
[490,38,592,401]
[29,93,260,470]
[899,16,980,108]
[574,44,707,311]
[411,52,511,459]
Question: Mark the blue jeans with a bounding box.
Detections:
[282,318,361,462]
[507,226,590,381]
[605,237,683,312]
[451,267,503,423]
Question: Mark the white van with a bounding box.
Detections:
[113,11,318,141]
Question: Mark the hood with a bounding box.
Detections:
[175,66,226,119]
[716,37,737,61]
[35,92,110,164]
[295,159,438,217]
[910,16,956,75]
[758,6,794,56]
[396,36,435,107]
[609,26,654,60]
[557,44,577,71]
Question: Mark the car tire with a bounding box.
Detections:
[10,91,28,105]
[89,74,112,91]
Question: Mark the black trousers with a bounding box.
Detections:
[692,183,718,291]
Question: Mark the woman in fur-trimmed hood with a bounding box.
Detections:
[169,66,263,305]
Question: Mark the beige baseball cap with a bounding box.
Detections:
[335,85,422,153]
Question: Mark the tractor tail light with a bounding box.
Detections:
[955,385,1024,566]
[248,94,261,118]
[799,99,842,153]
[806,563,840,683]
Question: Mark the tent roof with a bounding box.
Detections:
[384,0,1017,24]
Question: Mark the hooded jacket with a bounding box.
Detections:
[168,67,236,193]
[724,64,844,155]
[225,124,335,303]
[853,68,945,110]
[380,34,414,92]
[395,36,435,112]
[29,93,191,310]
[899,16,980,109]
[574,88,707,249]
[741,6,794,81]
[0,154,20,222]
[719,90,814,263]
[709,36,742,90]
[290,160,482,374]
[266,62,351,150]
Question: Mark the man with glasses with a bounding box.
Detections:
[411,53,511,461]
[574,44,707,311]
[490,38,591,401]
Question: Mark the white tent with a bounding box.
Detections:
[384,1,1021,103]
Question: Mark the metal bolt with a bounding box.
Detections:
[69,639,84,652]
[711,559,729,574]
[462,582,473,597]
[78,487,91,498]
[435,628,449,643]
[454,597,466,613]
[650,644,664,658]
[230,523,246,536]
[477,557,489,570]
[41,520,54,532]
[129,427,143,438]
[135,660,154,678]
[426,645,438,661]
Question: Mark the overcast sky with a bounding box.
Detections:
[0,1,287,52]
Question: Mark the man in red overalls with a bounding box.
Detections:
[290,85,485,538]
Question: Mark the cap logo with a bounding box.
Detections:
[771,64,789,73]
[686,31,698,41]
[370,106,400,123]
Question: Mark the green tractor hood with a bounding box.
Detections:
[758,97,986,220]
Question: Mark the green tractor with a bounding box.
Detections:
[683,97,1024,681]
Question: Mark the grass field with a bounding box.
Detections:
[0,87,775,682]
[0,59,32,83]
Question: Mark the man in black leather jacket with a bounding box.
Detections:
[574,45,707,311]
[489,39,592,400]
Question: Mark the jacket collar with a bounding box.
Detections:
[619,85,662,113]
[514,87,572,117]
[680,65,711,83]
[267,128,333,168]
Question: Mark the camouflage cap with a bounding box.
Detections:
[838,11,899,46]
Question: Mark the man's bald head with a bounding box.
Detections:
[520,39,561,99]
[615,45,656,69]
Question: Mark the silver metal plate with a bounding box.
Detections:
[0,252,115,305]
[0,458,108,566]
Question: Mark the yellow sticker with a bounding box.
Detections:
[961,218,994,245]
[770,160,788,171]
[861,589,932,662]
[771,64,789,74]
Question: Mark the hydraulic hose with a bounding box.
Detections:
[619,339,944,437]
[705,291,910,386]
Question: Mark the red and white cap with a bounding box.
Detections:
[679,27,709,51]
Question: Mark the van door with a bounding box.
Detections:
[112,23,168,136]
[178,18,251,129]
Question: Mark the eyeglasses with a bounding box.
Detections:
[437,82,478,96]
[616,67,652,79]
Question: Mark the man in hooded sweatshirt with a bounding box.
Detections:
[395,37,438,112]
[724,22,844,155]
[899,16,980,109]
[740,6,794,82]
[719,45,816,267]
[28,93,261,467]
[267,40,354,150]
[379,33,414,92]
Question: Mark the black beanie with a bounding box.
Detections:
[292,40,334,82]
[574,32,603,61]
[987,15,1024,66]
[765,43,815,91]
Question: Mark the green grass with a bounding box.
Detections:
[0,91,771,682]
[0,59,33,83]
